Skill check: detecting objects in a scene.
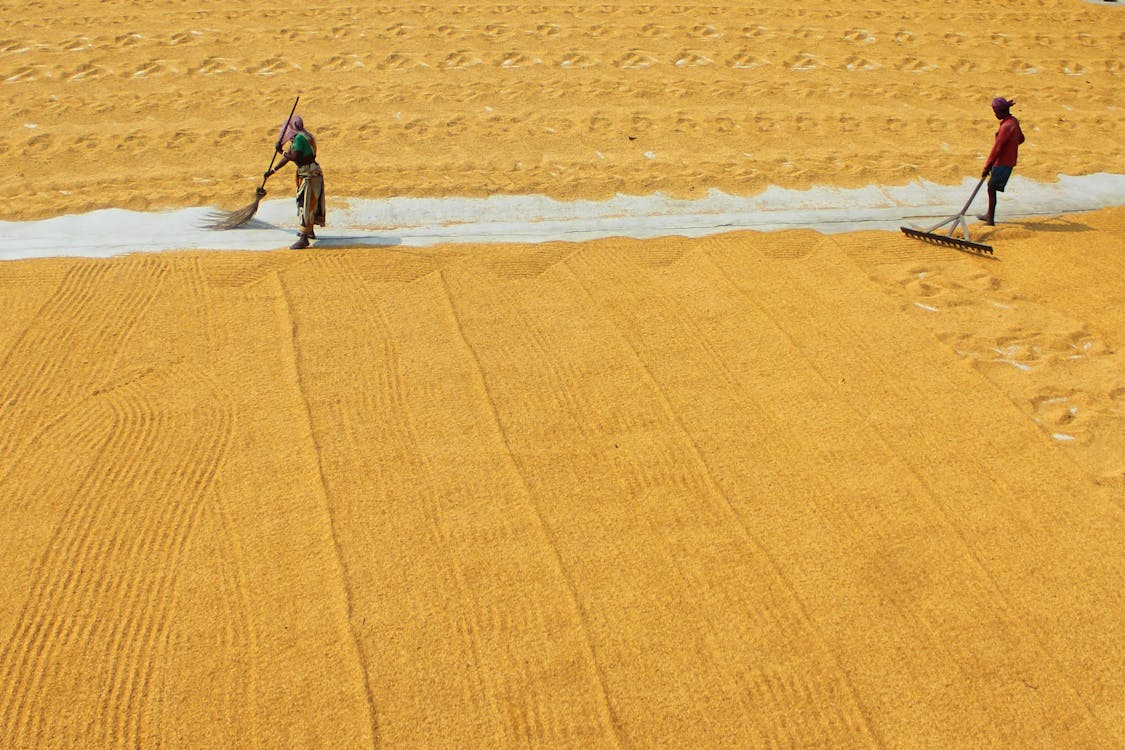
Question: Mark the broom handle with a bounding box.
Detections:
[260,96,300,189]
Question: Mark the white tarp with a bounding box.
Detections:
[1,173,1123,261]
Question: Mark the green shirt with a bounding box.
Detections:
[290,132,315,163]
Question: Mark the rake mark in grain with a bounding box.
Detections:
[272,269,381,750]
[437,270,626,746]
[561,245,885,745]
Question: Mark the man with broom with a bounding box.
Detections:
[264,114,325,249]
[977,97,1025,226]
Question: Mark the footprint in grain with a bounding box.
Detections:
[0,38,31,53]
[25,133,53,153]
[673,112,699,133]
[379,53,426,69]
[196,57,236,74]
[499,52,538,68]
[131,61,165,78]
[630,113,655,132]
[690,24,721,39]
[442,50,482,68]
[843,55,879,71]
[558,51,595,68]
[483,23,510,39]
[114,33,143,47]
[674,50,713,67]
[444,116,467,136]
[402,118,430,136]
[753,114,778,132]
[533,115,573,135]
[59,36,90,51]
[250,57,295,76]
[6,65,43,82]
[64,63,104,81]
[617,49,657,69]
[843,28,874,43]
[587,114,612,132]
[785,53,818,71]
[313,55,365,72]
[727,51,767,69]
[897,57,935,73]
[1030,389,1092,441]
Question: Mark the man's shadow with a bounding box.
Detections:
[1013,216,1095,232]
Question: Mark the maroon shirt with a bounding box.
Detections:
[986,116,1025,168]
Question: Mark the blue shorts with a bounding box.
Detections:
[988,165,1014,192]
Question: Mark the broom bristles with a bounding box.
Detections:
[203,188,266,230]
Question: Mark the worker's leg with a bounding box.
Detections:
[291,175,314,248]
[979,165,1012,225]
[977,186,996,225]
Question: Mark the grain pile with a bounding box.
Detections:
[1,1,1123,747]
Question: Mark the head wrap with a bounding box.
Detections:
[991,97,1015,112]
[278,114,316,150]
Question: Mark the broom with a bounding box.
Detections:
[204,96,299,230]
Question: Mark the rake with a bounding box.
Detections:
[204,96,299,230]
[900,177,994,255]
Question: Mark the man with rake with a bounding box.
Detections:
[977,97,1025,226]
[264,114,325,249]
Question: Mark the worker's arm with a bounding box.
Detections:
[264,150,293,180]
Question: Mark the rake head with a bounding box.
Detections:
[900,226,994,256]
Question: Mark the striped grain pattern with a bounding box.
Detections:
[2,209,1124,746]
[1,0,1123,746]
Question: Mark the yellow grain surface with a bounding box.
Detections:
[1,0,1123,748]
[2,0,1124,217]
